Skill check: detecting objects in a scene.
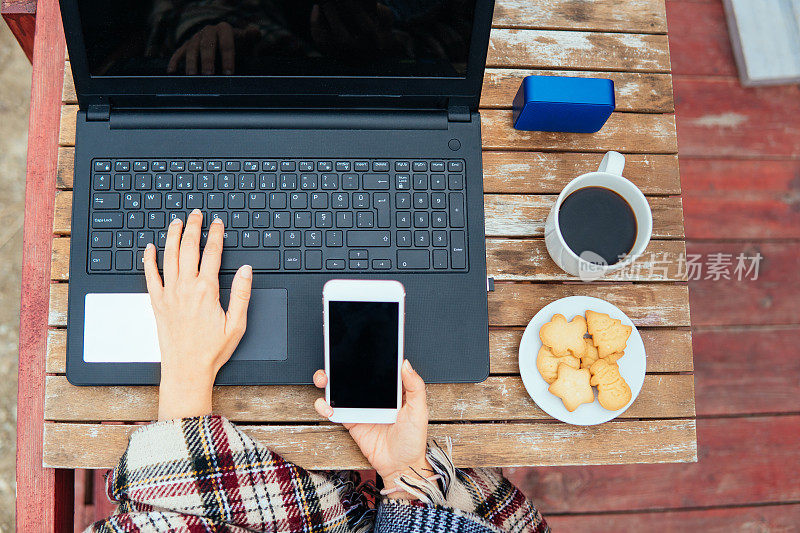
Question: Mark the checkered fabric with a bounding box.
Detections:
[86,416,548,532]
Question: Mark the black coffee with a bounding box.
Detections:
[558,186,637,265]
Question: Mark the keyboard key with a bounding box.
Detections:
[336,212,353,228]
[396,193,411,209]
[396,212,411,228]
[372,161,389,171]
[186,192,204,209]
[412,161,427,172]
[414,212,429,228]
[116,250,133,271]
[432,212,447,228]
[431,192,446,209]
[269,192,287,209]
[280,161,296,171]
[260,174,277,189]
[448,160,464,172]
[151,161,167,171]
[349,249,368,259]
[414,192,428,209]
[274,211,291,228]
[198,174,214,189]
[91,231,112,248]
[315,211,333,228]
[93,174,111,190]
[262,161,277,171]
[133,161,148,171]
[305,230,322,247]
[353,192,369,208]
[225,161,240,171]
[188,161,204,171]
[116,231,133,248]
[239,174,256,190]
[374,193,390,227]
[335,161,350,171]
[321,174,339,189]
[241,230,259,247]
[290,192,307,209]
[94,160,111,172]
[248,192,266,209]
[93,193,119,210]
[263,230,280,246]
[165,192,182,209]
[134,174,152,189]
[450,230,467,269]
[169,161,185,172]
[433,230,448,246]
[331,192,348,209]
[306,250,323,270]
[433,249,448,269]
[137,230,154,248]
[395,161,410,171]
[223,230,238,247]
[210,212,228,226]
[317,161,332,172]
[280,174,297,190]
[430,174,446,190]
[227,192,245,209]
[221,250,280,270]
[135,249,145,270]
[158,230,167,247]
[148,212,166,228]
[430,161,445,172]
[413,174,427,190]
[396,230,412,247]
[311,192,328,209]
[326,259,345,270]
[176,174,193,189]
[449,192,465,227]
[144,192,161,209]
[347,230,391,247]
[350,259,368,269]
[123,192,141,209]
[115,161,131,172]
[168,212,186,225]
[354,161,369,172]
[231,212,248,228]
[300,174,318,189]
[219,174,235,190]
[155,174,173,190]
[207,192,224,209]
[338,173,357,190]
[373,259,391,269]
[326,230,343,247]
[357,211,374,228]
[363,173,390,189]
[414,230,430,247]
[284,250,301,269]
[243,161,259,171]
[295,212,312,228]
[92,213,123,229]
[114,174,132,190]
[299,161,314,171]
[207,161,222,171]
[252,212,270,228]
[448,174,464,190]
[396,174,410,190]
[89,250,112,270]
[397,249,429,269]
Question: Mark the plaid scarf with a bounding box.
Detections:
[87,416,548,532]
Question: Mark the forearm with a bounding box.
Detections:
[157,364,215,421]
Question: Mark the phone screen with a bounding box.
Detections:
[328,300,399,409]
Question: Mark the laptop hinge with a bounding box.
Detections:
[447,105,471,123]
[86,104,110,122]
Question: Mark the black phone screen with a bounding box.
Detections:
[328,300,399,409]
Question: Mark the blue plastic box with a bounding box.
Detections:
[512,75,615,133]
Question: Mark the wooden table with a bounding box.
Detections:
[16,0,696,528]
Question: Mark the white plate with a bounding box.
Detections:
[518,296,646,425]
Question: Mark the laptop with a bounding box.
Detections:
[61,0,494,385]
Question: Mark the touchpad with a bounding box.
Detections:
[84,289,288,363]
[221,288,288,361]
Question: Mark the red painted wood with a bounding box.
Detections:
[546,503,800,532]
[681,158,800,240]
[673,77,800,158]
[686,241,800,327]
[666,0,737,77]
[505,416,800,514]
[693,327,800,416]
[14,0,70,530]
[1,0,37,62]
[92,470,116,523]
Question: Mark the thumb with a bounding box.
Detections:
[225,264,252,339]
[401,359,427,411]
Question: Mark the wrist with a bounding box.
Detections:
[381,457,435,500]
[158,365,217,421]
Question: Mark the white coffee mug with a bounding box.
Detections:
[544,151,653,280]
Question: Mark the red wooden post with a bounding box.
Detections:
[15,0,73,530]
[1,0,36,62]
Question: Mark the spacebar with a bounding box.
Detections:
[221,250,280,270]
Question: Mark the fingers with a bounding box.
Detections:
[163,217,183,287]
[313,369,328,389]
[224,264,252,339]
[199,218,224,278]
[314,397,334,418]
[184,35,200,75]
[217,22,235,75]
[401,359,427,411]
[178,209,203,279]
[199,26,218,75]
[167,43,186,73]
[143,243,163,300]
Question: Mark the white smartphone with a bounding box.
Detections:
[323,279,405,424]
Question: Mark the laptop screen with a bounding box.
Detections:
[77,0,476,79]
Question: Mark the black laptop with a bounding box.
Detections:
[61,0,494,385]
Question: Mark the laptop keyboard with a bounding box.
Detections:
[88,158,468,273]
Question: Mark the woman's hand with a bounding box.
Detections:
[313,360,432,498]
[143,210,252,421]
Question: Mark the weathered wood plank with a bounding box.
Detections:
[49,236,686,282]
[44,374,695,422]
[489,283,691,327]
[55,148,683,195]
[484,194,684,239]
[483,152,680,195]
[487,29,671,72]
[48,281,691,328]
[666,0,738,77]
[46,327,694,375]
[492,0,667,33]
[43,419,698,469]
[52,191,685,239]
[481,69,674,113]
[58,106,679,153]
[506,416,800,512]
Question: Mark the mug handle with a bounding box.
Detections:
[598,151,625,176]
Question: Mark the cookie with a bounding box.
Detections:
[589,359,632,411]
[548,364,595,412]
[539,314,588,357]
[580,338,600,369]
[537,346,580,384]
[586,310,632,358]
[605,351,624,364]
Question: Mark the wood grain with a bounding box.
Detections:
[487,29,671,72]
[1,0,36,62]
[48,236,687,282]
[61,63,675,114]
[481,69,674,113]
[47,281,691,328]
[46,327,694,375]
[43,419,698,469]
[55,148,683,195]
[58,106,679,153]
[492,0,667,33]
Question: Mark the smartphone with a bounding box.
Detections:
[323,279,405,424]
